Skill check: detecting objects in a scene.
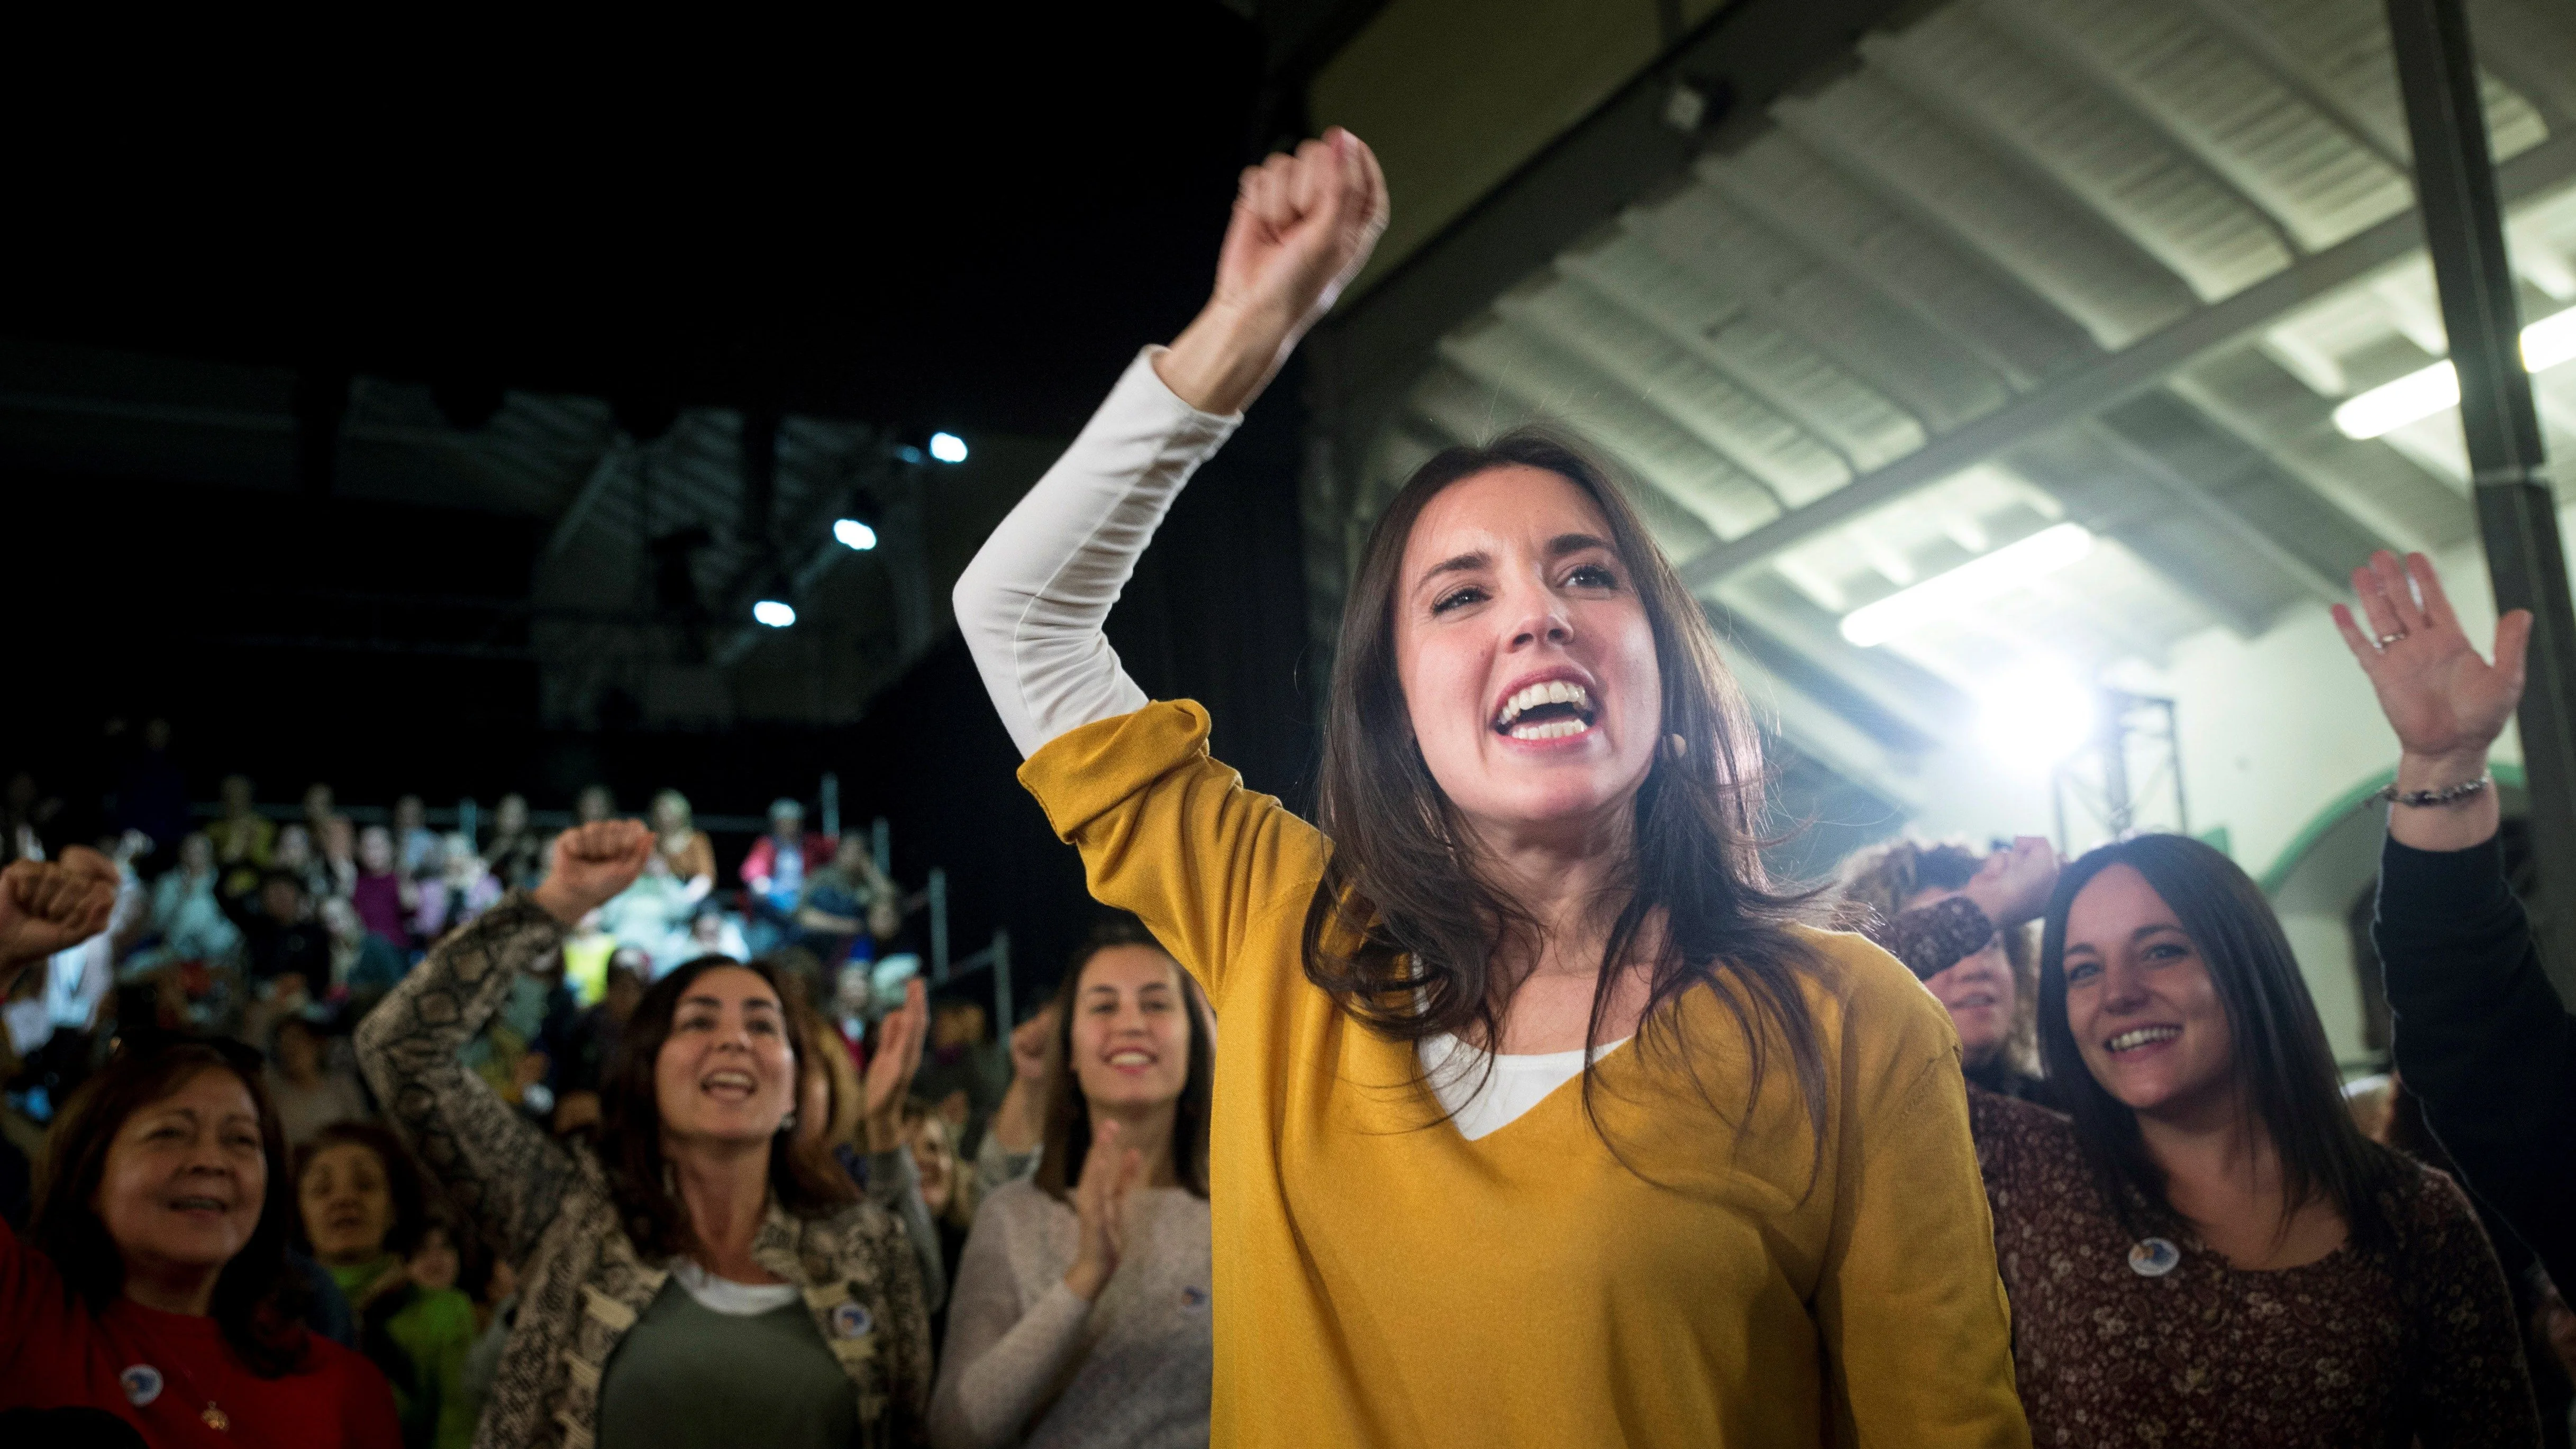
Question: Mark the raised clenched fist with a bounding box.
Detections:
[0,846,120,978]
[530,819,656,927]
[1158,127,1389,416]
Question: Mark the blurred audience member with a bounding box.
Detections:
[320,898,406,1007]
[797,985,947,1311]
[600,851,694,969]
[1976,834,2536,1444]
[793,849,903,973]
[418,833,499,942]
[918,996,1010,1161]
[2338,550,2576,1301]
[904,1099,977,1345]
[356,821,932,1447]
[649,790,716,905]
[2,770,62,864]
[3,1028,398,1442]
[112,719,189,863]
[392,796,438,879]
[296,1122,479,1449]
[234,872,330,987]
[207,776,274,899]
[265,1014,369,1152]
[572,785,615,826]
[301,784,348,857]
[147,832,243,968]
[2536,1268,2576,1444]
[930,917,1212,1449]
[320,817,359,901]
[687,906,750,964]
[348,826,412,951]
[551,955,649,1138]
[1844,836,2059,1107]
[270,824,334,911]
[480,794,544,893]
[742,799,831,919]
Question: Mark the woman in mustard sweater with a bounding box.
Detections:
[952,129,2028,1447]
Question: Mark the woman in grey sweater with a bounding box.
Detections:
[929,919,1213,1449]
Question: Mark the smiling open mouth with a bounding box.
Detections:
[702,1070,758,1099]
[170,1195,230,1214]
[1494,681,1595,740]
[2106,1026,2180,1054]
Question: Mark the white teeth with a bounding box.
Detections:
[1508,719,1589,740]
[2107,1026,2181,1053]
[704,1071,756,1091]
[1107,1050,1153,1066]
[1495,680,1592,727]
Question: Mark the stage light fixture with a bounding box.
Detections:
[1837,523,2094,648]
[929,431,969,464]
[1974,664,2098,769]
[2332,306,2576,439]
[753,599,797,628]
[834,518,879,551]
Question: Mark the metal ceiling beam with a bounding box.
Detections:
[1315,0,1919,429]
[1671,127,2576,593]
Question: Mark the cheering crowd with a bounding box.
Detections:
[3,125,2575,1447]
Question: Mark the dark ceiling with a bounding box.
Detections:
[7,4,1326,440]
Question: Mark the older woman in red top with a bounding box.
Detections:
[0,849,400,1446]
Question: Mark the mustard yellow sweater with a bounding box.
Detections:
[1023,701,2028,1448]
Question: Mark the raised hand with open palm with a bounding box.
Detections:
[2331,550,2528,849]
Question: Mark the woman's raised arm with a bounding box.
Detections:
[356,822,656,1264]
[951,129,1386,758]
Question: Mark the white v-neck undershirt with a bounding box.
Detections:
[1420,1033,1632,1141]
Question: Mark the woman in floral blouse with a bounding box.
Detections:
[1974,830,2539,1446]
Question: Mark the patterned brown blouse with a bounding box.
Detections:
[1970,1089,2539,1447]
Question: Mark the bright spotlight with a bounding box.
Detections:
[2332,306,2576,439]
[1838,523,2093,648]
[1974,666,2098,769]
[752,599,796,628]
[928,431,968,464]
[833,518,878,551]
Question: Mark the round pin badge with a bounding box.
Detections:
[831,1302,873,1338]
[120,1364,165,1406]
[2128,1237,2181,1278]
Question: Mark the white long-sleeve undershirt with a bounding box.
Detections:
[951,347,1241,760]
[952,346,1601,1137]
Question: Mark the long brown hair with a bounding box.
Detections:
[1034,916,1214,1202]
[1299,429,1828,1164]
[599,954,858,1258]
[2038,835,2406,1248]
[31,1040,311,1375]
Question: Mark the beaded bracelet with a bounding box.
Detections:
[2376,773,2491,808]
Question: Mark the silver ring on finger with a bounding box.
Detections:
[2377,631,2408,648]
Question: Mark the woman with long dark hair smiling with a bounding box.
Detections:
[0,847,399,1444]
[929,917,1213,1449]
[1972,834,2538,1444]
[951,130,2024,1446]
[355,820,931,1449]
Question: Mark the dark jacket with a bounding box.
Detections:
[2374,833,2576,1295]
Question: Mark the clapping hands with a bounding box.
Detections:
[1063,1118,1144,1303]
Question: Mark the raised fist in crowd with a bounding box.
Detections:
[531,819,656,927]
[0,845,120,980]
[1159,126,1389,416]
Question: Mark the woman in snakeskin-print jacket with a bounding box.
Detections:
[357,822,932,1449]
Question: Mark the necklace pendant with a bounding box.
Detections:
[201,1403,230,1432]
